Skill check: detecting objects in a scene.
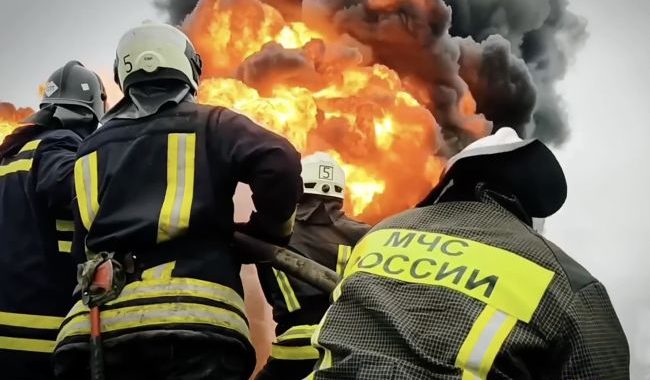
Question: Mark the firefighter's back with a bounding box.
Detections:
[311,202,629,379]
[0,131,79,380]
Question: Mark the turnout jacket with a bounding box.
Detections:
[310,201,630,380]
[53,101,302,377]
[0,128,81,379]
[257,196,369,369]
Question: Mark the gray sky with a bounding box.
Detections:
[1,0,648,377]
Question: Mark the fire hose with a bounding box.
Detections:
[77,234,341,380]
[232,232,341,293]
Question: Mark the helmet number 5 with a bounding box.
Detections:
[123,55,133,73]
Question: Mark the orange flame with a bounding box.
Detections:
[189,0,477,223]
[0,104,34,143]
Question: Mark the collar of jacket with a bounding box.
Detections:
[101,82,193,123]
[296,196,345,225]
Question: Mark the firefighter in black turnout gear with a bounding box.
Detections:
[255,152,370,380]
[309,128,630,379]
[0,61,106,380]
[52,22,302,380]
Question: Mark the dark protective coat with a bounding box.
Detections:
[309,198,630,380]
[256,196,370,380]
[0,128,82,380]
[53,101,302,380]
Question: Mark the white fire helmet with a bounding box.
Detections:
[113,22,202,92]
[301,152,345,199]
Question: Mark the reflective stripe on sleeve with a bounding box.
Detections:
[0,159,33,176]
[157,133,196,243]
[273,269,301,312]
[336,245,352,276]
[74,152,99,230]
[0,336,55,353]
[455,305,517,380]
[0,311,64,330]
[18,139,42,153]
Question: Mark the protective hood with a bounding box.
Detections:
[418,128,567,218]
[0,105,94,158]
[101,81,193,123]
[296,195,345,225]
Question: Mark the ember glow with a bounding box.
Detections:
[187,0,481,223]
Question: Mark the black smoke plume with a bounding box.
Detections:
[154,0,586,146]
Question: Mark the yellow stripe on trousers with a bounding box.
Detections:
[74,152,99,230]
[455,305,518,380]
[157,133,196,243]
[273,268,301,312]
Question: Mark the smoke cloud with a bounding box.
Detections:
[444,0,587,143]
[155,0,585,146]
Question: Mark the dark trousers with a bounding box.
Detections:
[254,358,317,380]
[54,335,253,380]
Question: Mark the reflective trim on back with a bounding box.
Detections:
[157,133,196,243]
[74,152,99,230]
[57,302,250,345]
[273,268,301,312]
[340,229,555,322]
[64,276,247,319]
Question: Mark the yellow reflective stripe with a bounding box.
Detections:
[273,268,300,312]
[141,261,176,281]
[18,139,42,153]
[157,133,195,243]
[57,302,250,344]
[0,311,63,329]
[58,241,72,253]
[0,159,33,176]
[343,229,554,322]
[0,336,55,353]
[307,308,333,378]
[55,219,74,232]
[74,152,99,230]
[270,344,320,360]
[275,324,318,343]
[336,245,352,276]
[456,305,517,380]
[64,277,246,319]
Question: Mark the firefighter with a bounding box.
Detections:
[255,152,370,380]
[0,61,106,379]
[308,128,630,379]
[52,22,302,380]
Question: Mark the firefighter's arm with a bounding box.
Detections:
[212,109,303,243]
[33,131,82,213]
[559,281,630,379]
